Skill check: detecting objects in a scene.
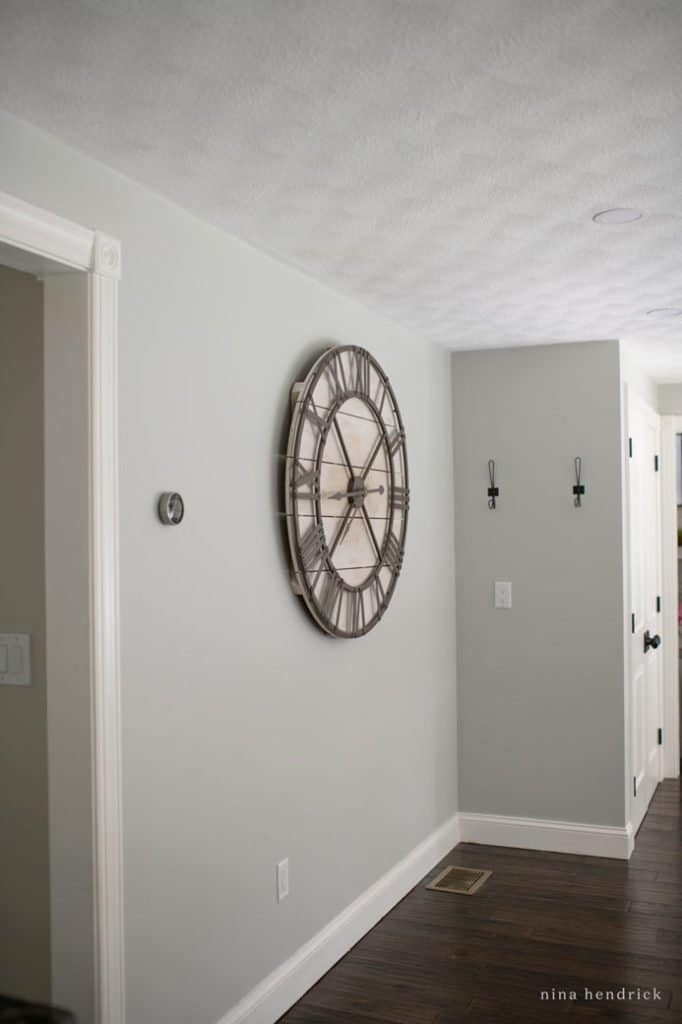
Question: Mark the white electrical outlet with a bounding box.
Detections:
[276,858,289,903]
[494,581,512,609]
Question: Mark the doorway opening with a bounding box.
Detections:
[671,436,675,770]
[0,253,94,1022]
[0,193,124,1024]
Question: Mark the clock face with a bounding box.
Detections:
[284,346,409,638]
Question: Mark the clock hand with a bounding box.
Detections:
[323,485,385,501]
[328,506,356,559]
[310,505,354,590]
[362,431,385,480]
[332,417,354,475]
[360,506,382,560]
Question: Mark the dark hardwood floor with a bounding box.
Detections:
[280,780,682,1023]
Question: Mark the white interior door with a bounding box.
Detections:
[628,393,663,835]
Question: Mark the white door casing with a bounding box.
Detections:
[626,391,664,836]
[0,191,124,1024]
[659,416,682,779]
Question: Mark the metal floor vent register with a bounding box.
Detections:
[426,865,492,896]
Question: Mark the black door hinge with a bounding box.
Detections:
[629,437,633,458]
[631,613,636,634]
[655,454,659,471]
[658,727,663,746]
[633,776,637,797]
[657,595,662,613]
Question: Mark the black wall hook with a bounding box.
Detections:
[573,457,585,507]
[488,459,499,509]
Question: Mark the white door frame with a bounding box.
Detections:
[660,415,682,778]
[0,191,125,1024]
[622,385,665,838]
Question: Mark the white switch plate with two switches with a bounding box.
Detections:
[494,582,512,609]
[0,634,31,686]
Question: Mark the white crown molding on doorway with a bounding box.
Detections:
[458,811,633,860]
[0,190,121,279]
[93,230,122,279]
[0,189,125,1024]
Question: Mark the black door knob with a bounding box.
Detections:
[644,630,661,653]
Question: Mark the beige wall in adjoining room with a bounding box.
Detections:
[0,264,50,1002]
[43,270,95,1024]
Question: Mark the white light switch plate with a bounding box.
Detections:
[494,582,512,609]
[0,634,31,686]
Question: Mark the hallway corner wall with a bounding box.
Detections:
[451,340,626,828]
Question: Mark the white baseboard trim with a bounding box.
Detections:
[216,807,633,1024]
[458,812,633,860]
[215,813,461,1024]
[625,821,636,858]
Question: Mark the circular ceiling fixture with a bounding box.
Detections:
[646,307,682,319]
[592,208,643,225]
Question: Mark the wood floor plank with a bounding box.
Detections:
[278,780,682,1023]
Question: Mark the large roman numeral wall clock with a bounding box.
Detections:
[284,345,409,638]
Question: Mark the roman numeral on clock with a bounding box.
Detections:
[349,348,370,397]
[391,485,409,510]
[375,379,388,419]
[382,530,403,571]
[324,355,347,405]
[304,401,327,436]
[292,461,320,498]
[299,522,327,571]
[319,573,343,625]
[387,429,405,457]
[366,574,385,614]
[346,588,364,634]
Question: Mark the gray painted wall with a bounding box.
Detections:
[0,265,51,1001]
[658,383,682,414]
[0,112,458,1024]
[452,341,626,826]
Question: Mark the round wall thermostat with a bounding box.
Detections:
[158,492,185,525]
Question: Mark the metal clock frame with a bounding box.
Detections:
[284,345,409,638]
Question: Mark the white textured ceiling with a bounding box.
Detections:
[1,1,682,376]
